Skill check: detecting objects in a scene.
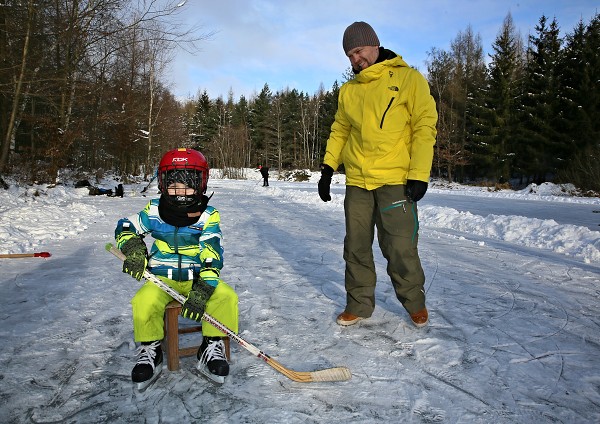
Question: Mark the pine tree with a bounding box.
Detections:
[452,26,487,182]
[559,20,591,151]
[280,88,302,168]
[556,13,600,192]
[317,81,340,167]
[563,14,600,152]
[192,90,217,151]
[472,13,525,183]
[232,95,251,166]
[518,15,564,184]
[248,83,276,167]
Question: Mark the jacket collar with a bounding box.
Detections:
[354,48,410,83]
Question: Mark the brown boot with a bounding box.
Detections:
[336,311,365,326]
[410,308,429,327]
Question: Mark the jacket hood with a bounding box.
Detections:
[354,48,410,83]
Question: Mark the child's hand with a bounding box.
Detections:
[120,236,147,281]
[181,278,216,321]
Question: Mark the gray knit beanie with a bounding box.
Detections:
[342,21,380,54]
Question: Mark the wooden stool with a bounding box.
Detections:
[163,300,231,371]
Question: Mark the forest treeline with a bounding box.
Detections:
[1,2,599,192]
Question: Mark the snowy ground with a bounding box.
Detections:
[0,170,599,423]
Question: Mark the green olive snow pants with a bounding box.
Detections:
[131,276,238,342]
[343,185,426,317]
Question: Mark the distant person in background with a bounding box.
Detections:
[259,165,270,186]
[77,181,124,197]
[318,22,438,328]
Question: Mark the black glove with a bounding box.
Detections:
[181,276,216,321]
[405,180,428,202]
[318,164,334,202]
[120,236,147,281]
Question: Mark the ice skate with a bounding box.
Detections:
[132,341,163,391]
[197,336,229,384]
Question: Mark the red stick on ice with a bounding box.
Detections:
[0,252,52,258]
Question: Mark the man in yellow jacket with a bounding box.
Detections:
[318,22,437,328]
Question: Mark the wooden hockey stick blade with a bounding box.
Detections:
[266,357,352,383]
[106,243,352,383]
[0,252,51,258]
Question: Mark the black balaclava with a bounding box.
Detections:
[158,193,210,227]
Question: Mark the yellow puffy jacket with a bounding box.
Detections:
[323,52,437,190]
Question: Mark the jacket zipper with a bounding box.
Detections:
[174,227,183,281]
[380,97,395,129]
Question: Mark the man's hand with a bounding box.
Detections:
[405,180,428,202]
[120,236,147,281]
[318,164,334,202]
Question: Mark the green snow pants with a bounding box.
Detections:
[343,184,426,317]
[131,276,239,342]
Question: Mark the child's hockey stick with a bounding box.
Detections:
[106,243,351,383]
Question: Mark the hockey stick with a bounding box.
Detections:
[106,243,351,383]
[0,251,51,258]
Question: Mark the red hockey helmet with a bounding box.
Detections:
[158,148,209,207]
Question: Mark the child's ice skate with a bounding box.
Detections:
[197,336,229,384]
[131,341,163,391]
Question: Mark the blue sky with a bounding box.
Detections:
[166,0,598,101]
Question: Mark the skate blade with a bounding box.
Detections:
[196,362,226,384]
[135,364,163,391]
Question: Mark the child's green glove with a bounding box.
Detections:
[120,236,147,281]
[181,277,216,321]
